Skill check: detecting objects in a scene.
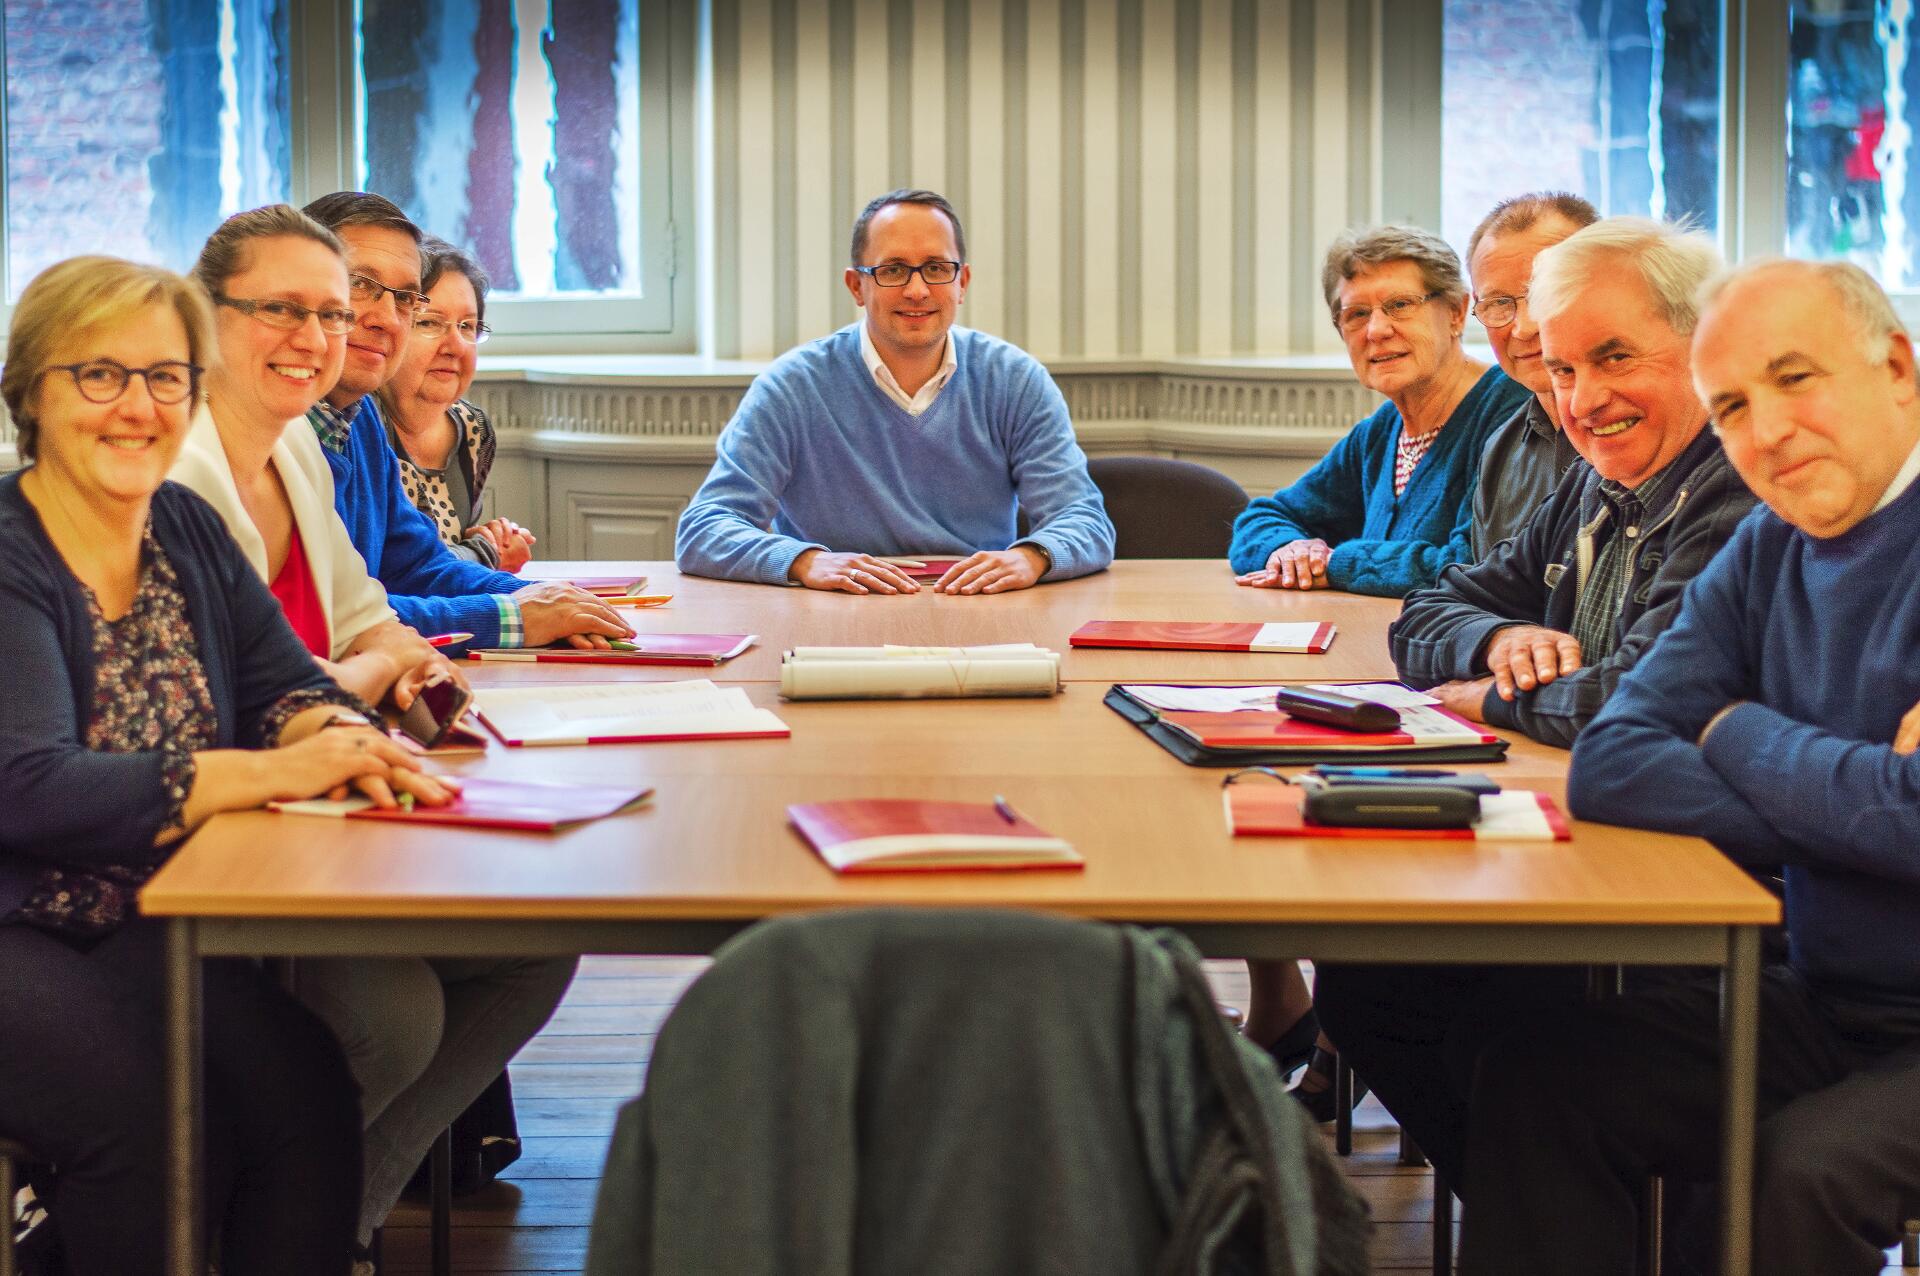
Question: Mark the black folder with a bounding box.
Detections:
[1102,685,1511,768]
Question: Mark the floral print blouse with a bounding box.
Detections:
[9,530,359,938]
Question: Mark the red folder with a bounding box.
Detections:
[1069,620,1337,654]
[467,634,756,667]
[559,575,649,596]
[270,777,654,831]
[879,557,965,580]
[788,799,1084,873]
[1225,783,1570,840]
[1163,705,1496,750]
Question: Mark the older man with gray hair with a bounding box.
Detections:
[1459,258,1920,1275]
[1388,216,1757,747]
[1313,218,1758,1186]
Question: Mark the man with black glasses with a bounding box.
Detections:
[300,191,630,650]
[676,188,1114,593]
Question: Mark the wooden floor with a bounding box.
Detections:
[376,957,1919,1274]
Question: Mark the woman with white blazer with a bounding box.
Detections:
[169,204,577,1272]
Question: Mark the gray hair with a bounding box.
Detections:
[1321,225,1467,326]
[1530,216,1722,336]
[1697,257,1907,364]
[1466,191,1600,266]
[421,236,491,325]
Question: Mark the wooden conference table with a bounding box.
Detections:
[143,561,1779,1275]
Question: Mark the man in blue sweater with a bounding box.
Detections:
[1459,260,1920,1275]
[674,189,1114,594]
[300,192,630,650]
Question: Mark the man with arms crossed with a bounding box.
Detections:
[1465,191,1596,557]
[301,191,629,650]
[1458,261,1920,1274]
[675,189,1114,593]
[1312,218,1755,1187]
[1391,217,1757,747]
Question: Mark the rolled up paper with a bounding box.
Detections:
[780,649,1061,699]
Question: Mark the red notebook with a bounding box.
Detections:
[788,799,1084,873]
[1164,703,1497,750]
[879,557,965,580]
[1225,784,1570,841]
[1070,620,1337,654]
[467,634,756,667]
[270,777,654,831]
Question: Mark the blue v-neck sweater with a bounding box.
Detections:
[674,325,1114,585]
[1227,367,1526,597]
[1572,474,1920,998]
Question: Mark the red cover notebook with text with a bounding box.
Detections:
[468,634,756,667]
[270,777,654,832]
[788,799,1084,873]
[1070,620,1337,654]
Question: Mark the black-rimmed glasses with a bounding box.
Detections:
[1471,292,1527,328]
[411,314,492,345]
[853,260,962,288]
[1336,290,1442,335]
[42,359,202,405]
[214,294,356,336]
[349,273,430,314]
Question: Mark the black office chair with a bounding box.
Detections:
[1086,456,1251,559]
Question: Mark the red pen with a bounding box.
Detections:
[426,632,474,648]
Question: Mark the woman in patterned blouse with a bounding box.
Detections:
[0,256,456,1275]
[378,238,535,571]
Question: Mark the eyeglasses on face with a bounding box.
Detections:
[42,359,202,406]
[411,313,492,344]
[852,260,963,288]
[1472,292,1528,329]
[214,294,356,336]
[348,273,430,313]
[1336,290,1442,335]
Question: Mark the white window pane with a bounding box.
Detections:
[359,0,643,301]
[4,0,291,298]
[1786,2,1915,288]
[1442,0,1721,252]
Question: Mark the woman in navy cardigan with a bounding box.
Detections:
[0,256,453,1275]
[1229,225,1529,597]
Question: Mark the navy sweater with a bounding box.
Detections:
[314,396,523,645]
[0,475,341,918]
[1227,367,1528,597]
[1571,475,1920,997]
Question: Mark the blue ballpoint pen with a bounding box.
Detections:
[1312,766,1457,778]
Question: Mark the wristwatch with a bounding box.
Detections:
[319,711,374,732]
[1025,542,1054,575]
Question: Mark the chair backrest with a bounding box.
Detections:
[1087,455,1250,559]
[585,909,1369,1276]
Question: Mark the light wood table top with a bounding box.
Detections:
[143,685,1777,929]
[491,560,1401,684]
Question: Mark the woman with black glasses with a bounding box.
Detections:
[0,255,449,1274]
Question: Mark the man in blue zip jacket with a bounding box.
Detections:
[1389,217,1759,749]
[1313,218,1757,1190]
[1461,258,1920,1275]
[300,192,630,651]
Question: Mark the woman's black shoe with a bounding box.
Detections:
[1263,1008,1322,1081]
[1291,1044,1368,1123]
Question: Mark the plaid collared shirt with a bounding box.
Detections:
[1568,461,1681,663]
[309,398,358,455]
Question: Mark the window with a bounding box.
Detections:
[1786,1,1915,288]
[357,0,676,336]
[3,0,292,299]
[1440,0,1722,253]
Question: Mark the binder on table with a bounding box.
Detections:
[1104,683,1510,767]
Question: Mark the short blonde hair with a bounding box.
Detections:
[2,256,215,461]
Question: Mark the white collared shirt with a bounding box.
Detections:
[860,318,959,416]
[1872,434,1920,513]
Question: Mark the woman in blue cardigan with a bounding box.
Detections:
[1233,227,1527,1118]
[1230,226,1528,597]
[0,257,454,1275]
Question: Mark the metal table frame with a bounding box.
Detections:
[163,913,1763,1276]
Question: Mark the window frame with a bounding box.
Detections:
[0,0,697,353]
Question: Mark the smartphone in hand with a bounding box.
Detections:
[397,677,475,750]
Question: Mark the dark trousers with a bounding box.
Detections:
[1461,966,1920,1276]
[1311,961,1589,1184]
[0,919,362,1276]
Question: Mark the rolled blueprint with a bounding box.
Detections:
[779,647,1062,699]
